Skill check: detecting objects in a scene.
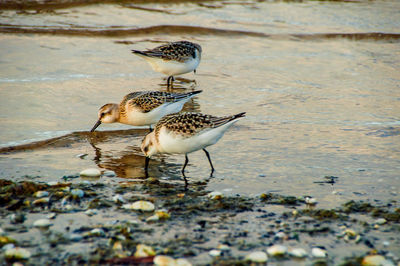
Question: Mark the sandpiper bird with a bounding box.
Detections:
[131,41,202,86]
[91,90,202,132]
[141,112,246,177]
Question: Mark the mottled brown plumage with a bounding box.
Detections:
[154,112,246,140]
[135,41,202,63]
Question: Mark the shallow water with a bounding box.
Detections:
[1,0,400,211]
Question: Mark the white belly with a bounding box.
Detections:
[146,57,200,76]
[157,120,238,154]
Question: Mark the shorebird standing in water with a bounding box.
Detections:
[141,112,246,178]
[131,41,202,87]
[91,90,202,132]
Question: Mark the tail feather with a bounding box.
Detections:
[131,50,150,57]
[212,112,246,127]
[187,90,202,97]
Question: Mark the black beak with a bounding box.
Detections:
[91,120,101,132]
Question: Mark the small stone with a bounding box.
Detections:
[207,191,223,200]
[362,255,394,266]
[275,231,286,239]
[71,189,84,198]
[80,168,101,177]
[113,195,126,204]
[122,201,155,212]
[245,251,268,263]
[85,209,97,216]
[34,191,49,198]
[209,249,221,257]
[46,213,56,219]
[289,248,307,258]
[4,247,31,260]
[154,255,176,266]
[146,215,159,223]
[267,245,287,256]
[134,244,155,257]
[156,210,170,220]
[9,213,25,224]
[103,170,116,177]
[311,247,327,258]
[69,234,83,242]
[217,244,231,251]
[32,197,50,206]
[344,229,357,238]
[0,236,16,246]
[305,196,317,205]
[90,228,105,237]
[113,241,123,251]
[61,187,71,193]
[33,219,52,228]
[375,218,387,225]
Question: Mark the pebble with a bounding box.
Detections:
[34,191,49,198]
[289,248,308,258]
[112,194,125,204]
[267,244,287,256]
[79,168,101,177]
[375,218,387,225]
[69,234,83,242]
[33,219,52,228]
[71,189,85,198]
[275,231,286,239]
[153,256,192,266]
[154,255,176,266]
[245,251,268,263]
[146,214,159,222]
[361,254,394,266]
[207,191,223,200]
[76,153,88,159]
[46,213,56,219]
[122,201,155,212]
[84,209,97,216]
[89,228,105,237]
[32,197,50,206]
[2,243,15,252]
[311,247,327,258]
[4,247,31,260]
[209,249,221,257]
[217,244,231,251]
[305,196,317,205]
[134,244,155,257]
[155,210,170,220]
[103,170,116,177]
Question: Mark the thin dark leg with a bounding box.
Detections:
[144,157,150,178]
[167,76,175,87]
[149,126,153,132]
[194,69,196,74]
[182,154,189,177]
[203,148,215,177]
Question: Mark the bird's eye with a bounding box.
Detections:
[100,112,106,117]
